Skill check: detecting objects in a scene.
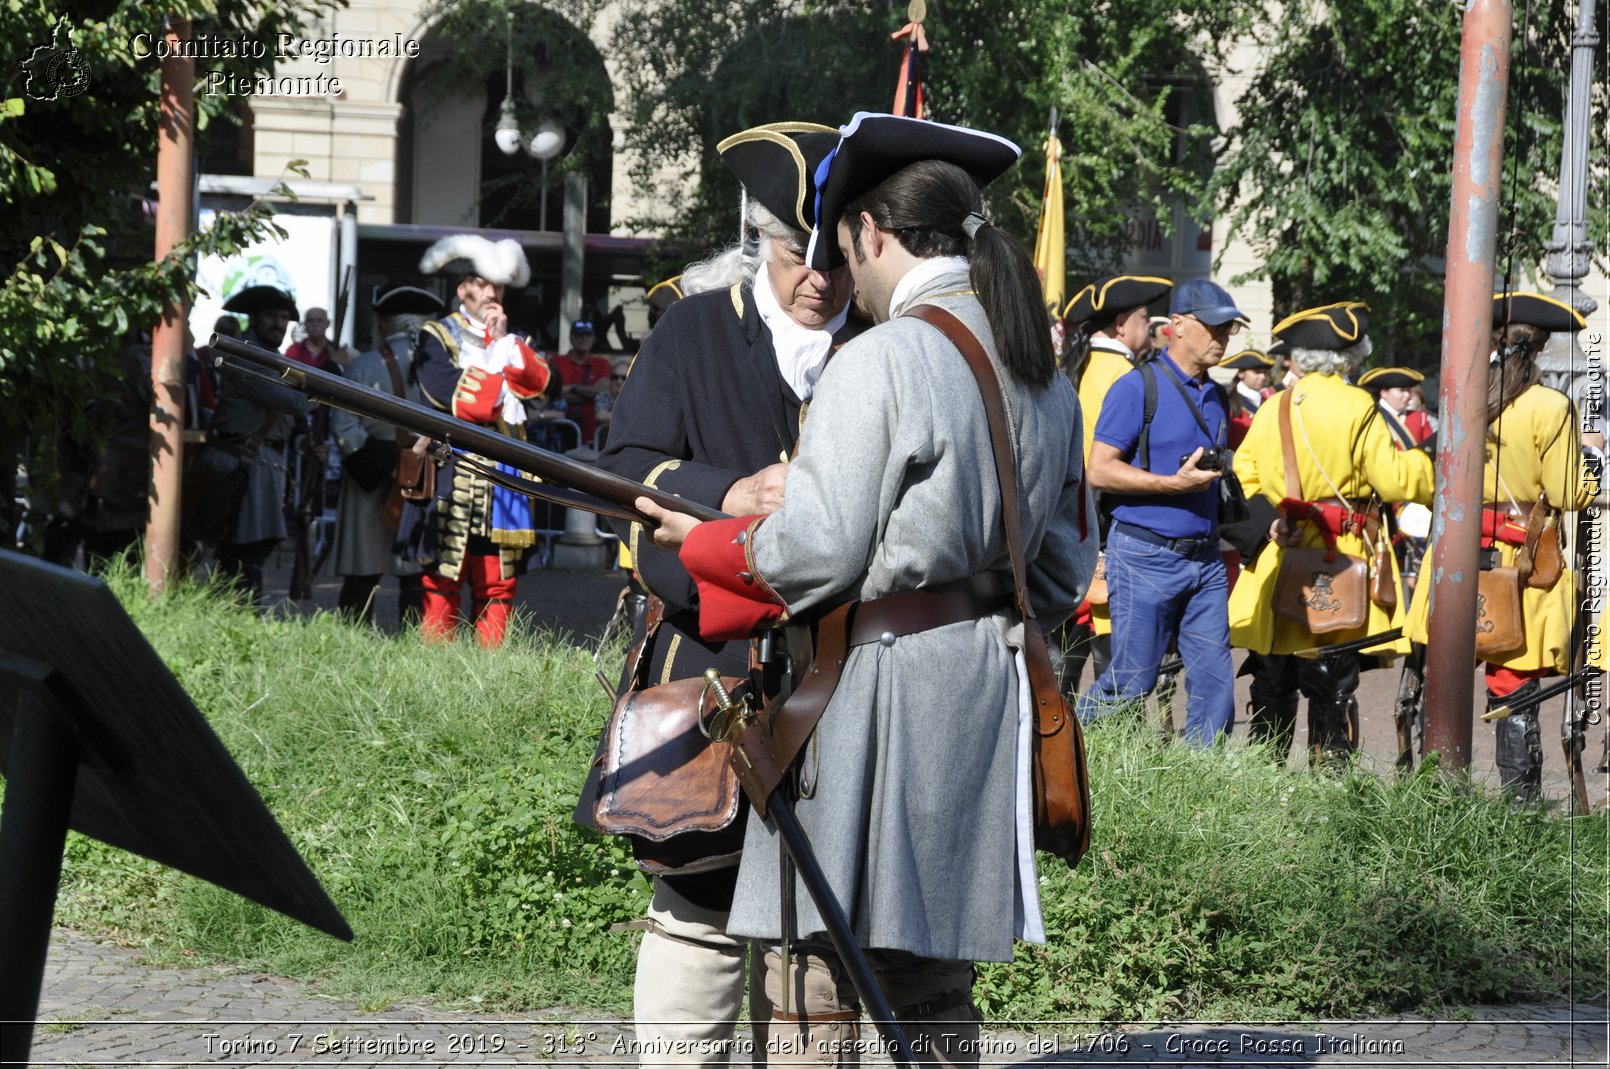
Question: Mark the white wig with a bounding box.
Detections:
[1289,335,1373,378]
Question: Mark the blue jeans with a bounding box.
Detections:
[1078,523,1235,746]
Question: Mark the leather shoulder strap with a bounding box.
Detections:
[904,304,1033,622]
[1277,387,1302,502]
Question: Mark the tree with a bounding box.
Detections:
[1209,0,1607,363]
[0,0,340,544]
[609,0,1258,279]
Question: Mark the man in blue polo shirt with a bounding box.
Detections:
[1080,278,1247,745]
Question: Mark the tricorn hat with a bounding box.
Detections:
[371,284,445,318]
[804,112,1021,270]
[1273,301,1371,350]
[1492,291,1586,333]
[223,284,298,319]
[718,122,840,234]
[1357,366,1424,390]
[419,235,531,288]
[1219,349,1275,371]
[1062,275,1173,327]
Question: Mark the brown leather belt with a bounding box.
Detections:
[848,572,1012,647]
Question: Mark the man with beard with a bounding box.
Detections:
[208,284,308,605]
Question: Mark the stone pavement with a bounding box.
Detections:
[30,928,1610,1067]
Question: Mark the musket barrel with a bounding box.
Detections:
[208,334,726,525]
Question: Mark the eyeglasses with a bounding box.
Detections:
[1189,316,1242,339]
[611,374,627,381]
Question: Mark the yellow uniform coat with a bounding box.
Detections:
[1077,343,1134,637]
[1229,373,1435,655]
[1404,384,1598,673]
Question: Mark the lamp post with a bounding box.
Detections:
[491,11,566,229]
[1538,0,1600,412]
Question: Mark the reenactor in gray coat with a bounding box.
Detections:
[640,113,1094,1065]
[330,285,445,627]
[209,284,308,605]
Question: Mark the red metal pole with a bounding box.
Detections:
[144,17,193,595]
[1423,0,1512,771]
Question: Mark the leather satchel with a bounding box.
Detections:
[1519,499,1564,591]
[1270,389,1370,634]
[1475,566,1526,657]
[593,674,745,874]
[1274,547,1369,633]
[907,305,1091,868]
[589,595,746,875]
[396,436,435,502]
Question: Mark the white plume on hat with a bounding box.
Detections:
[418,234,531,288]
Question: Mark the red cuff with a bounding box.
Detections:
[504,339,550,399]
[452,366,506,423]
[681,515,785,640]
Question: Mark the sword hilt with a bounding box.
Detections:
[702,670,755,768]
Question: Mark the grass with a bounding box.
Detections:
[20,564,1610,1023]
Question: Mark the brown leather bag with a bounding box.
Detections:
[1275,548,1370,633]
[593,675,745,874]
[1519,499,1564,591]
[1369,537,1397,611]
[907,305,1091,868]
[1475,566,1526,657]
[396,436,435,502]
[1270,389,1370,634]
[590,596,746,875]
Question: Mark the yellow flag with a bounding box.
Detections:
[1032,134,1065,317]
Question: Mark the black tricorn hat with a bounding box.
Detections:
[371,284,445,318]
[1357,366,1425,390]
[717,122,839,234]
[1219,349,1275,371]
[1272,301,1371,350]
[223,284,298,319]
[804,111,1021,270]
[1061,275,1173,326]
[1493,291,1586,333]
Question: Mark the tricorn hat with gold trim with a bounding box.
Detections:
[717,122,839,235]
[1061,275,1172,326]
[1357,366,1424,390]
[1272,301,1371,350]
[1219,349,1275,371]
[1492,291,1586,333]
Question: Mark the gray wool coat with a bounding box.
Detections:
[330,333,423,579]
[724,268,1095,963]
[209,329,308,546]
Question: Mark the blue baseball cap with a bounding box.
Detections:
[571,318,595,334]
[1169,279,1248,327]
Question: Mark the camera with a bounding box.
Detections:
[1181,447,1229,473]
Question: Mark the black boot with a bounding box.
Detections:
[1247,653,1300,761]
[1491,681,1543,800]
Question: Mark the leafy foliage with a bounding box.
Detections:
[608,0,1256,277]
[1209,0,1608,361]
[0,0,339,540]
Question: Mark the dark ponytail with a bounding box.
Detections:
[843,159,1057,390]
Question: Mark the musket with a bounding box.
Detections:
[1480,668,1601,721]
[1293,627,1404,660]
[704,672,915,1067]
[212,334,913,1051]
[1392,643,1426,771]
[207,335,725,526]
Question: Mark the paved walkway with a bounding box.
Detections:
[31,928,1609,1066]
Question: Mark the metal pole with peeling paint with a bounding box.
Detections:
[1423,0,1512,771]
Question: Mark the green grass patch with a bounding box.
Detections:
[23,565,1610,1021]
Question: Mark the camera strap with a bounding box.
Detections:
[1140,361,1226,465]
